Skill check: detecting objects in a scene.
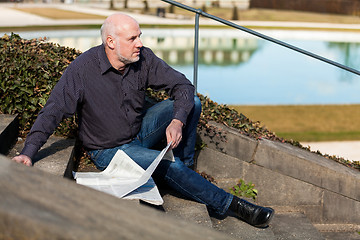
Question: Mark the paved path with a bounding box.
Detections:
[301,141,360,162]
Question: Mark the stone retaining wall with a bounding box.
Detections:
[196,121,360,225]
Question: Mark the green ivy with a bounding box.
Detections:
[0,33,81,137]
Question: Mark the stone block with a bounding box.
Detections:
[322,190,360,224]
[0,155,233,240]
[243,161,323,208]
[162,190,213,228]
[211,214,275,240]
[270,212,325,240]
[32,136,75,176]
[197,124,360,225]
[196,147,246,179]
[254,138,360,201]
[197,147,323,209]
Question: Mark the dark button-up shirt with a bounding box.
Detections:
[21,45,195,160]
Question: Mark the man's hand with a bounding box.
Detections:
[12,154,32,167]
[166,119,184,149]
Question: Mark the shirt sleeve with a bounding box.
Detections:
[144,48,195,125]
[21,66,83,160]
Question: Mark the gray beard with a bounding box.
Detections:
[119,54,139,65]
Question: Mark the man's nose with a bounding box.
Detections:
[136,38,143,48]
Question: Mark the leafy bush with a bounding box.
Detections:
[0,33,81,137]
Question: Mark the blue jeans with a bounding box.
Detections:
[88,96,233,215]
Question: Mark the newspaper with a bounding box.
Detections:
[73,143,174,205]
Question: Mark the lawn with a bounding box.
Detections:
[13,8,106,20]
[230,104,360,142]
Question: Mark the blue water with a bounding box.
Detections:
[173,39,360,105]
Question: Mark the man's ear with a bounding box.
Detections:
[106,36,115,50]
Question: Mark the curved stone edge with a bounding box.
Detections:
[0,154,234,240]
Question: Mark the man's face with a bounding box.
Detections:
[114,24,143,65]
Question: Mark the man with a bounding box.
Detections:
[13,13,274,227]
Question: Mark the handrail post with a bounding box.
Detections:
[193,10,200,94]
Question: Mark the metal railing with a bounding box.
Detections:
[161,0,360,93]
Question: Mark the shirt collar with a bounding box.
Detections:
[97,44,141,75]
[98,44,113,75]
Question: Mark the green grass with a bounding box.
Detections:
[230,104,360,142]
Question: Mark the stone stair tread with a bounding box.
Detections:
[320,231,360,240]
[210,211,275,240]
[314,224,360,239]
[160,189,213,228]
[270,212,325,240]
[33,136,75,176]
[0,154,234,240]
[7,135,75,177]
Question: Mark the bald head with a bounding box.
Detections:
[100,13,143,71]
[101,13,140,45]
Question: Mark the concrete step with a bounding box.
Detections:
[161,189,213,228]
[320,231,360,240]
[314,224,360,240]
[7,135,75,177]
[209,211,275,240]
[212,212,326,240]
[0,114,19,155]
[270,212,324,240]
[157,187,276,239]
[0,154,233,240]
[158,191,327,240]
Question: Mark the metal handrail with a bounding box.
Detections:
[161,0,360,93]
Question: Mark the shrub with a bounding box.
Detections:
[0,33,81,137]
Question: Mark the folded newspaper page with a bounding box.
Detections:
[73,142,174,205]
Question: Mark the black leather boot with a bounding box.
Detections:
[230,196,274,227]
